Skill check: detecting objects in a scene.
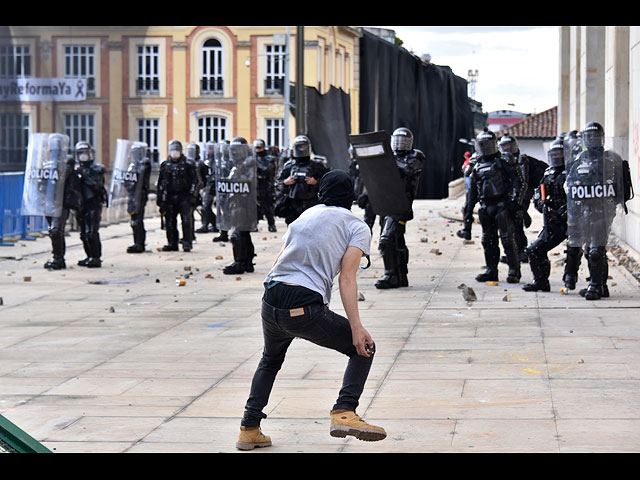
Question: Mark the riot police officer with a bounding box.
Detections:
[375,127,425,289]
[467,128,522,283]
[125,143,151,253]
[217,137,258,275]
[254,139,278,232]
[498,133,548,264]
[522,140,568,292]
[157,140,198,252]
[75,141,107,268]
[195,141,218,234]
[42,134,82,269]
[275,135,329,225]
[564,122,629,300]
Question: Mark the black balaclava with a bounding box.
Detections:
[318,169,354,210]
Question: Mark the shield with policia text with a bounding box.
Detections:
[214,142,257,231]
[109,139,149,217]
[565,148,625,248]
[21,132,70,218]
[348,130,410,216]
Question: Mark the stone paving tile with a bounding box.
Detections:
[1,197,639,453]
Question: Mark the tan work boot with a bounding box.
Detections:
[330,410,387,442]
[236,426,272,451]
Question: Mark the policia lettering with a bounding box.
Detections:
[568,184,617,200]
[375,127,424,290]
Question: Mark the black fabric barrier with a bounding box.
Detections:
[359,30,475,199]
[304,86,352,172]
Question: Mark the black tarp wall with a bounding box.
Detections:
[359,29,475,199]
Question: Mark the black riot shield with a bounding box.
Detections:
[21,133,70,218]
[214,142,257,231]
[109,139,149,216]
[566,149,625,248]
[348,131,410,216]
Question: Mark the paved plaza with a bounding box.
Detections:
[1,195,639,453]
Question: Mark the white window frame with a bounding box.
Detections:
[63,112,96,149]
[129,38,166,98]
[264,43,286,95]
[137,117,160,166]
[265,117,285,149]
[197,115,228,144]
[201,38,224,95]
[0,112,30,167]
[0,44,31,78]
[62,42,97,96]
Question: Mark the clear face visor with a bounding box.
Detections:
[498,140,516,155]
[583,131,604,149]
[548,149,564,167]
[391,135,412,152]
[476,139,498,157]
[169,149,181,160]
[293,142,310,158]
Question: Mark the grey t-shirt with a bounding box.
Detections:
[265,204,371,305]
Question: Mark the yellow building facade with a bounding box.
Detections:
[1,25,361,171]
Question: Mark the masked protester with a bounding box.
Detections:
[237,169,385,451]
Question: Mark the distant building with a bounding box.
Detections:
[487,109,528,132]
[496,106,557,160]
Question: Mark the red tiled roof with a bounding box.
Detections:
[497,106,557,139]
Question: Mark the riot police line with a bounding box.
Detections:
[20,122,634,302]
[457,121,634,301]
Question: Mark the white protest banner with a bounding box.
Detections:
[0,78,87,102]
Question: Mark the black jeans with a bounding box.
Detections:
[241,299,374,428]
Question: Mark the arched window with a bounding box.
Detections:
[201,38,223,94]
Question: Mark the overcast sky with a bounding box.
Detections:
[364,26,560,115]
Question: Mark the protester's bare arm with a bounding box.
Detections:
[339,246,374,357]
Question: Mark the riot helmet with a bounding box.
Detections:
[292,135,311,159]
[498,133,519,156]
[547,140,565,168]
[131,142,148,164]
[48,134,67,156]
[253,139,266,151]
[204,141,216,161]
[582,122,605,150]
[475,128,498,157]
[390,127,413,154]
[75,140,94,165]
[168,140,183,161]
[231,137,248,145]
[185,142,200,162]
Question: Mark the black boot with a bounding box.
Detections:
[213,230,229,242]
[522,280,550,292]
[44,259,66,270]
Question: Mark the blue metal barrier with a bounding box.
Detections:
[0,172,47,246]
